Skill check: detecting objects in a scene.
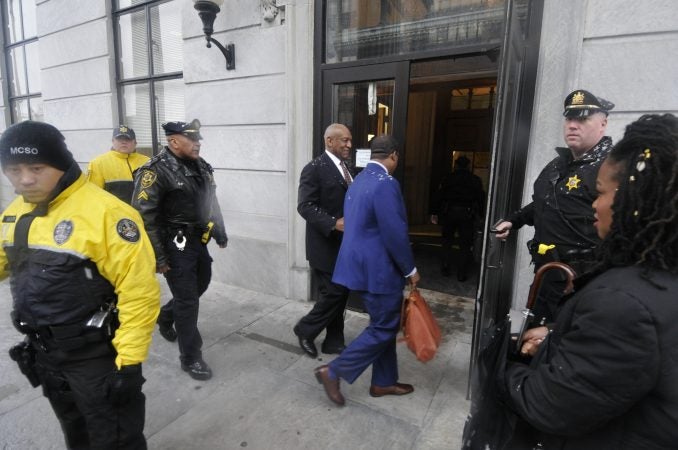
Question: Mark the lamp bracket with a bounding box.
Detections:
[205,37,235,70]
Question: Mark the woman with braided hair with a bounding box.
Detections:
[497,114,678,450]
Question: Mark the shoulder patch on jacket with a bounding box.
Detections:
[117,219,140,243]
[54,220,74,245]
[140,170,157,188]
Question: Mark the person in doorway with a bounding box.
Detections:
[494,89,614,323]
[431,155,485,281]
[0,121,160,449]
[87,125,149,204]
[502,113,678,449]
[294,123,354,357]
[314,135,420,406]
[132,119,227,381]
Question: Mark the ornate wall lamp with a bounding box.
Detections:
[193,0,236,70]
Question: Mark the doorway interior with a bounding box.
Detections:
[319,55,499,303]
[403,56,497,298]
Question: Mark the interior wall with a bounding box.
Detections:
[404,91,436,226]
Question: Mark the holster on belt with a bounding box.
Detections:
[201,221,214,244]
[9,338,41,387]
[527,239,560,267]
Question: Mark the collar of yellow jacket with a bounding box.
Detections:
[20,173,87,211]
[109,149,135,159]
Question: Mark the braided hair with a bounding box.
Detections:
[598,114,678,273]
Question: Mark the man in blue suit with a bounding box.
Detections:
[314,135,421,406]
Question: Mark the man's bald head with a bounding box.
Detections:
[324,123,352,160]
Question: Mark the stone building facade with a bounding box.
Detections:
[0,0,675,310]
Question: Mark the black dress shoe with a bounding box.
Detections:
[293,325,318,358]
[181,359,212,381]
[321,343,346,355]
[158,322,177,342]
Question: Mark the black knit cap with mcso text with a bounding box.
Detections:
[0,121,75,171]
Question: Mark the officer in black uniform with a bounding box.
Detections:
[430,155,485,281]
[0,121,160,449]
[495,89,615,323]
[132,119,227,381]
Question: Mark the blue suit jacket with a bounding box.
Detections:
[332,162,415,294]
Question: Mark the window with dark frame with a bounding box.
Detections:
[114,0,184,157]
[2,0,42,123]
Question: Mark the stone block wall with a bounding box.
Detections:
[0,0,315,300]
[182,0,314,299]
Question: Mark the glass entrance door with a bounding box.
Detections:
[321,62,409,180]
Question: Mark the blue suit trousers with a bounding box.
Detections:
[329,291,402,386]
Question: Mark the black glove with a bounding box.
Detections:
[103,364,145,406]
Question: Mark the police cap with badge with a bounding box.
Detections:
[162,119,202,140]
[113,125,136,140]
[563,89,615,118]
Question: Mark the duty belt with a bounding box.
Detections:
[13,321,110,352]
[166,223,207,235]
[167,222,215,248]
[527,240,597,273]
[12,306,116,352]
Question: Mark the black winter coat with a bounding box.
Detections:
[132,147,227,267]
[507,137,612,252]
[502,267,678,449]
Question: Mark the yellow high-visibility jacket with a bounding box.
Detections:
[87,150,150,204]
[0,174,160,368]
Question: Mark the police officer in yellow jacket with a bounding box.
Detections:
[132,119,227,381]
[87,125,150,204]
[0,121,160,449]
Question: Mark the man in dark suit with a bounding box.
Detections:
[294,123,354,357]
[313,135,420,406]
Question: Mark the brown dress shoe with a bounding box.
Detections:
[369,382,414,397]
[314,365,345,406]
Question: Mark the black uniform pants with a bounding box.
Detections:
[34,344,146,450]
[296,268,349,347]
[441,207,475,276]
[160,233,212,364]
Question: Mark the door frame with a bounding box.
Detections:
[318,62,410,181]
[311,1,544,325]
[469,0,544,395]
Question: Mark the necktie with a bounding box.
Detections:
[340,161,352,186]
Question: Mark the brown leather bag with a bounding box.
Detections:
[400,287,442,362]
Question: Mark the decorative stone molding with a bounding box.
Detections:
[261,0,279,22]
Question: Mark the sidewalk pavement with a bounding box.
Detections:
[0,279,474,450]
